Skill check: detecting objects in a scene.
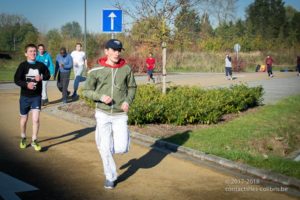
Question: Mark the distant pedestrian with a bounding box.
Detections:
[14,44,50,151]
[225,53,233,80]
[265,55,274,77]
[146,52,156,83]
[82,39,137,189]
[36,44,55,106]
[71,43,87,100]
[297,56,300,76]
[55,47,73,104]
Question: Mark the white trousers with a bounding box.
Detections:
[73,64,84,77]
[95,110,130,182]
[42,80,48,100]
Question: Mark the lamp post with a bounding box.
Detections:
[84,0,87,54]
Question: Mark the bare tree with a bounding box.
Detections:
[0,13,27,28]
[113,0,188,44]
[114,0,237,38]
[205,0,237,25]
[113,0,193,94]
[112,0,236,93]
[0,13,37,51]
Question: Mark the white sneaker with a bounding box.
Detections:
[104,180,114,189]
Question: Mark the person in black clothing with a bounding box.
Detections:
[14,44,50,151]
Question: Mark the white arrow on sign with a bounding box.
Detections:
[0,172,38,200]
[108,12,117,30]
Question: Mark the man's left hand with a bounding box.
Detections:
[121,102,129,112]
[35,75,42,82]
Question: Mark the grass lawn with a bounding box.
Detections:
[164,95,300,179]
[0,70,16,82]
[0,59,20,82]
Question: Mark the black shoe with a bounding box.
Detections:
[72,94,79,101]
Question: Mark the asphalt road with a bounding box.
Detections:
[1,71,299,104]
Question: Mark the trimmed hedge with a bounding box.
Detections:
[81,84,263,125]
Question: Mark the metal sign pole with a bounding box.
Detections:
[234,43,241,71]
[162,42,167,94]
[237,51,239,71]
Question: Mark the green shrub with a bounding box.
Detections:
[81,84,263,125]
[128,85,165,124]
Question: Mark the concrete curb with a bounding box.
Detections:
[43,104,300,191]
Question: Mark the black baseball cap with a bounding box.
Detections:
[105,39,124,51]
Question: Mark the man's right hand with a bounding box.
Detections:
[101,95,113,104]
[27,82,36,90]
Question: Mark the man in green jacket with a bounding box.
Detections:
[82,39,136,189]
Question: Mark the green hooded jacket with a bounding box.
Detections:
[82,57,137,114]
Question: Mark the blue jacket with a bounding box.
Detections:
[55,53,73,75]
[36,51,55,76]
